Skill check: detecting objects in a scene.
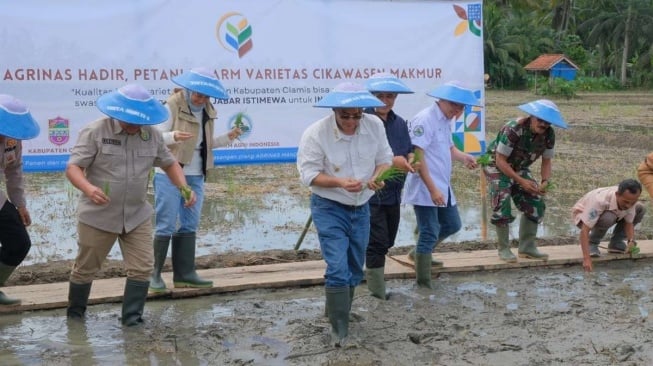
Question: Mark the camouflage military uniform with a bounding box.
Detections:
[483,119,555,225]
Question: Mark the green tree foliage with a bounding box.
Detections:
[484,0,653,88]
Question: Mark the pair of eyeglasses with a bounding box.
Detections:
[338,113,363,121]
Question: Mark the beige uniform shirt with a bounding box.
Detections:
[68,117,176,233]
[0,137,26,208]
[571,186,636,228]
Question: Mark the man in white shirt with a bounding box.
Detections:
[403,81,480,288]
[297,82,393,347]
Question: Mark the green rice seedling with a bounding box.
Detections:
[180,185,192,202]
[234,112,250,132]
[102,181,110,196]
[476,152,492,166]
[543,180,557,192]
[375,166,406,183]
[628,241,640,258]
[412,149,423,164]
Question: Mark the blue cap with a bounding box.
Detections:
[518,99,568,129]
[96,84,169,125]
[314,82,385,108]
[365,72,414,94]
[427,81,480,106]
[0,94,40,140]
[172,67,229,100]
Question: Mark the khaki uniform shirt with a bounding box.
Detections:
[571,186,636,228]
[68,117,176,233]
[0,137,26,208]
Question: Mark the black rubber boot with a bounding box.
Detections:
[67,282,92,319]
[172,232,213,288]
[121,279,149,326]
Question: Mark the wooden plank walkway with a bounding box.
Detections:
[1,240,652,315]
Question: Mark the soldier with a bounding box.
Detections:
[482,99,568,263]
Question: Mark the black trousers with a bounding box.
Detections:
[366,203,401,268]
[0,200,31,266]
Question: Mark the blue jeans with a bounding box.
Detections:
[153,173,205,236]
[310,194,370,288]
[413,204,461,254]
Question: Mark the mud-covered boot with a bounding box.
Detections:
[415,253,433,289]
[172,232,213,288]
[365,267,387,300]
[407,246,443,266]
[325,287,350,347]
[496,225,517,263]
[0,263,20,305]
[149,235,170,293]
[517,216,548,260]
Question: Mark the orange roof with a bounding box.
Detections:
[524,54,579,71]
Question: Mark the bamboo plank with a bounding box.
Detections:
[1,241,651,314]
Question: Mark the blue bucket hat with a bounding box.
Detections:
[427,81,481,106]
[518,99,568,129]
[314,82,385,108]
[172,67,229,100]
[365,72,414,94]
[97,84,169,125]
[0,94,40,140]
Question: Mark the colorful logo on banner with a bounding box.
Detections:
[453,3,482,37]
[216,12,253,58]
[48,116,69,146]
[452,90,484,154]
[228,112,252,139]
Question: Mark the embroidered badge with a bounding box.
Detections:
[412,125,425,137]
[6,139,17,148]
[140,129,151,141]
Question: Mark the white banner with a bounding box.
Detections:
[0,0,485,172]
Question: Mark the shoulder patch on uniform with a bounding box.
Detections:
[140,130,150,141]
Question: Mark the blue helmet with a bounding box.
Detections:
[518,99,568,129]
[427,81,480,106]
[172,67,229,100]
[365,72,413,94]
[314,82,385,108]
[0,94,40,140]
[96,84,169,125]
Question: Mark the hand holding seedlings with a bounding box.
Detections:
[409,150,422,172]
[627,240,640,257]
[539,180,556,195]
[179,185,197,207]
[88,185,110,205]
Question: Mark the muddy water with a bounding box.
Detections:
[1,259,652,365]
[21,171,653,265]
